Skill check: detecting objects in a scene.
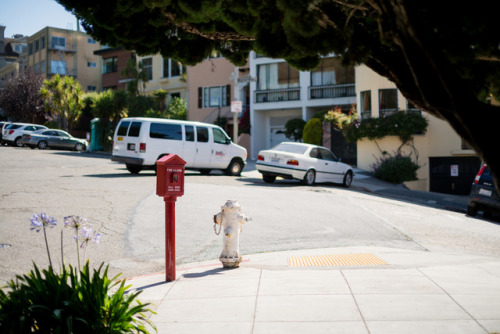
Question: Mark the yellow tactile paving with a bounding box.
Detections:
[288,253,387,267]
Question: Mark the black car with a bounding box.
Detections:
[467,164,500,218]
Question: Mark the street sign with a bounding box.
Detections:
[231,100,242,113]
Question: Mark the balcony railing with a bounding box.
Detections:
[309,83,355,99]
[255,87,301,103]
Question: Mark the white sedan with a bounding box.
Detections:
[256,142,354,186]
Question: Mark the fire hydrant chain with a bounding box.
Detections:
[213,200,252,268]
[213,217,222,235]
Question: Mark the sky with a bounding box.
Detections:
[1,0,80,38]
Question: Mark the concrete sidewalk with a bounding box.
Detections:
[126,247,500,334]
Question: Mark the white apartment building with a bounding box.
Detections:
[248,52,356,159]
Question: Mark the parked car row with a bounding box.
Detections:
[0,122,88,152]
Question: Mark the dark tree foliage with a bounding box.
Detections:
[0,70,46,123]
[56,0,500,187]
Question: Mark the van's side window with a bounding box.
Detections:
[128,122,142,137]
[150,123,182,140]
[117,121,130,136]
[213,128,228,144]
[185,125,195,141]
[197,127,209,142]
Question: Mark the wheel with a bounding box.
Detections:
[199,169,211,175]
[226,160,243,176]
[483,211,493,219]
[37,141,48,150]
[262,174,276,183]
[29,146,36,150]
[126,164,142,174]
[15,137,23,147]
[466,204,477,217]
[302,169,315,185]
[74,143,85,151]
[343,171,353,187]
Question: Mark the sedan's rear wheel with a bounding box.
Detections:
[302,169,315,185]
[37,141,48,150]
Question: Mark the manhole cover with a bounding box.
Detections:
[0,244,11,248]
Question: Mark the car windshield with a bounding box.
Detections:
[270,143,308,154]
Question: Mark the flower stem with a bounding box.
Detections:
[61,230,65,269]
[43,226,52,268]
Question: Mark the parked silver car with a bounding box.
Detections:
[21,129,87,151]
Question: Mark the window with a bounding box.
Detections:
[51,60,66,75]
[40,60,46,73]
[185,125,195,141]
[199,85,230,108]
[28,43,33,55]
[257,62,299,90]
[213,128,228,144]
[196,127,209,142]
[379,89,398,116]
[311,57,336,86]
[41,36,45,49]
[128,122,142,137]
[14,45,20,52]
[162,58,184,78]
[51,36,66,50]
[150,123,182,140]
[318,148,336,161]
[34,39,39,52]
[87,62,96,68]
[88,38,97,44]
[117,121,130,136]
[360,90,372,119]
[141,57,153,80]
[103,57,117,74]
[87,86,97,91]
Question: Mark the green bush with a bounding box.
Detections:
[0,263,155,333]
[303,118,322,145]
[372,155,419,183]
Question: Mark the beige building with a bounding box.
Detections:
[26,27,101,92]
[135,54,188,101]
[355,65,479,195]
[0,26,27,87]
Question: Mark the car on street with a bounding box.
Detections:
[21,129,88,151]
[467,164,500,218]
[2,123,48,147]
[0,121,11,145]
[256,142,354,186]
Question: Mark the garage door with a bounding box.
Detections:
[429,157,481,195]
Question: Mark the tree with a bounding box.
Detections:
[153,90,168,117]
[91,90,128,150]
[40,74,84,132]
[121,58,148,96]
[56,0,500,187]
[285,118,306,142]
[0,70,45,123]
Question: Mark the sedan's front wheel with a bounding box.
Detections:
[343,171,353,188]
[74,143,85,151]
[302,169,315,185]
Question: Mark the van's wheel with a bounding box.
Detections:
[226,159,243,176]
[263,174,276,183]
[126,164,142,174]
[343,171,353,187]
[302,169,315,185]
[199,169,211,175]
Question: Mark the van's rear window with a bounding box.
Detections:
[117,121,130,136]
[128,122,142,137]
[150,123,182,140]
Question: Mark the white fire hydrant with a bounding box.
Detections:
[213,200,252,268]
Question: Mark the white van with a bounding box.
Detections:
[111,118,247,175]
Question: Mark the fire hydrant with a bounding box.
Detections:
[213,200,252,268]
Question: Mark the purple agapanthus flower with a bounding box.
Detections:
[30,213,57,232]
[78,225,101,248]
[64,215,87,239]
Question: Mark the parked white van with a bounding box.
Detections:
[111,118,247,175]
